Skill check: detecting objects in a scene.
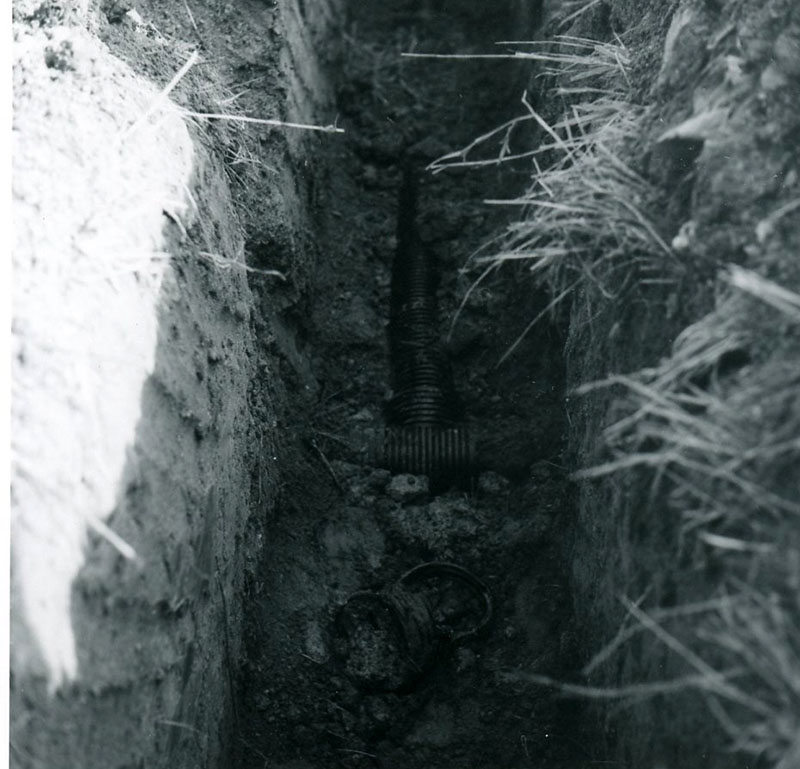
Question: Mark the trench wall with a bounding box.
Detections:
[559,1,800,766]
[10,1,341,768]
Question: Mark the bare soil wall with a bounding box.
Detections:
[11,1,342,767]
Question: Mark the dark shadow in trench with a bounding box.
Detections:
[229,1,610,768]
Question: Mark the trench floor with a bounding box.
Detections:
[233,3,607,767]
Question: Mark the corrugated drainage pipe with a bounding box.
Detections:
[382,164,474,488]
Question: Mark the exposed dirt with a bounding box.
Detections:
[12,0,332,766]
[231,2,605,768]
[12,0,799,766]
[11,6,263,767]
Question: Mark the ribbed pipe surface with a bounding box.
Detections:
[388,166,460,427]
[383,165,473,486]
[383,425,474,481]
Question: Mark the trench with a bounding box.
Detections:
[229,2,605,767]
[13,2,798,767]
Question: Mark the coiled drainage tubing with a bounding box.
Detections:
[382,165,474,486]
[333,561,492,692]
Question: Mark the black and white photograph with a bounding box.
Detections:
[9,0,800,767]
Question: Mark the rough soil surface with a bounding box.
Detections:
[13,0,798,766]
[11,0,335,766]
[232,2,604,767]
[11,7,262,768]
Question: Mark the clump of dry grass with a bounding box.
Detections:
[131,45,342,195]
[481,91,674,294]
[423,35,636,175]
[428,37,675,361]
[570,269,800,766]
[576,278,800,522]
[700,586,800,767]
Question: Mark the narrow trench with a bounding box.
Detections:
[233,2,602,767]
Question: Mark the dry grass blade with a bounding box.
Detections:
[401,52,516,60]
[446,261,499,342]
[121,50,200,139]
[621,598,774,717]
[181,110,344,133]
[427,107,541,173]
[583,597,737,676]
[697,531,775,554]
[495,281,576,366]
[199,251,286,279]
[557,0,607,29]
[123,50,343,143]
[87,516,138,561]
[726,266,800,322]
[499,670,741,701]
